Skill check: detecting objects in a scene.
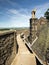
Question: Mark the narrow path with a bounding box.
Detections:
[11,34,36,65]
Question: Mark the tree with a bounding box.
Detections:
[44,8,49,20]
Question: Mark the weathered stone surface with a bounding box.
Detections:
[31,23,49,62]
[29,18,38,44]
[0,31,17,65]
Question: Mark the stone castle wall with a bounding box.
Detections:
[29,18,38,44]
[0,30,17,65]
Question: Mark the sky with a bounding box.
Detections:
[0,0,49,28]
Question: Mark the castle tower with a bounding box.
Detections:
[29,9,38,44]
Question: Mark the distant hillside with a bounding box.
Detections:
[0,27,29,31]
[0,27,29,36]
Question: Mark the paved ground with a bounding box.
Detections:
[11,34,36,65]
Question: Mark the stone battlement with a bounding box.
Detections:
[0,30,17,65]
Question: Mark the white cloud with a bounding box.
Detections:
[5,8,31,27]
[0,2,49,27]
[7,2,49,27]
[8,9,18,14]
[35,2,49,18]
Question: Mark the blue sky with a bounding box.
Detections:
[0,0,49,28]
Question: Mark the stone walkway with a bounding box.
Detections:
[11,34,36,65]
